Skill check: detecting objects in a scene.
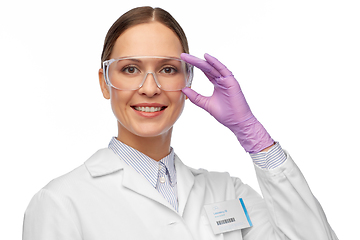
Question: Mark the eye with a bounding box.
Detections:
[160,66,177,75]
[122,66,140,74]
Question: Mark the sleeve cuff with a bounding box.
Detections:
[249,142,287,169]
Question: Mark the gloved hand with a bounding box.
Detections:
[181,53,274,153]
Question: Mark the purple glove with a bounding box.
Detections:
[181,53,274,153]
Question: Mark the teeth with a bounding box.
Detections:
[135,106,163,112]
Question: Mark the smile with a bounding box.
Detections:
[133,106,167,112]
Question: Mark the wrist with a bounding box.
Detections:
[260,142,276,152]
[233,117,274,153]
[250,142,287,169]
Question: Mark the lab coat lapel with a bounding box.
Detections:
[85,148,177,211]
[175,154,195,216]
[121,163,176,211]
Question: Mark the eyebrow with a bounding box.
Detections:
[124,58,141,63]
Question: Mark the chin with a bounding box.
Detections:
[133,127,172,138]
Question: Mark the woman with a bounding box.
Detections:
[23,6,338,240]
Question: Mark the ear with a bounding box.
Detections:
[99,68,110,99]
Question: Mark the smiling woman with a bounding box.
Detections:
[22,6,338,240]
[98,20,190,160]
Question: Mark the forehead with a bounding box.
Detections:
[110,22,183,59]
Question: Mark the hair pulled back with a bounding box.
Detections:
[100,6,189,67]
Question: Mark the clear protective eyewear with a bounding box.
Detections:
[102,56,194,91]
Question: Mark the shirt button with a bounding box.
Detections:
[159,176,166,183]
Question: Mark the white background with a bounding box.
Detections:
[1,0,359,239]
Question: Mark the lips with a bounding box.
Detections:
[133,106,166,112]
[131,103,168,113]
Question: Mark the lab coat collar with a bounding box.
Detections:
[84,148,200,216]
[85,148,125,177]
[85,149,177,212]
[174,154,195,216]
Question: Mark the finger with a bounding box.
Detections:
[181,53,221,78]
[182,87,210,111]
[204,53,233,77]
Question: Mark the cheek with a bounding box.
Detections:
[170,92,186,119]
[109,89,131,121]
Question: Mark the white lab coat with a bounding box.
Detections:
[23,148,338,240]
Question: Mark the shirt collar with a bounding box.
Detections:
[159,153,177,187]
[108,137,177,188]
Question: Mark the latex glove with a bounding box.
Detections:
[181,53,274,153]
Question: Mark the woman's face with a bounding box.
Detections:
[99,21,186,139]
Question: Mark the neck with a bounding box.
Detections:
[116,122,172,161]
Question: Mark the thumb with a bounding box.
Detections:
[182,87,209,110]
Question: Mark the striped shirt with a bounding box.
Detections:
[108,137,178,212]
[108,137,287,212]
[250,142,287,169]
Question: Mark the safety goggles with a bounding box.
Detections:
[102,56,194,91]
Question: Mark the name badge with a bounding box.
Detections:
[204,198,252,235]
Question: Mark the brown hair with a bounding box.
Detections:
[100,6,189,67]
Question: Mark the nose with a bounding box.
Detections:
[138,72,161,97]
